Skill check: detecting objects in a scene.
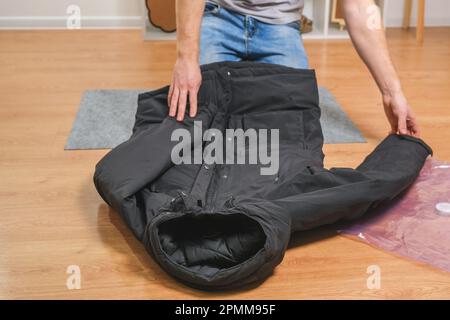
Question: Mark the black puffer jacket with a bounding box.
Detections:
[94,61,432,290]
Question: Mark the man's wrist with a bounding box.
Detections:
[380,79,403,98]
[177,52,198,63]
[176,39,199,61]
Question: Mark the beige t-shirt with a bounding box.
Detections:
[209,0,304,24]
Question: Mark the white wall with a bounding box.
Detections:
[0,0,449,29]
[0,0,143,29]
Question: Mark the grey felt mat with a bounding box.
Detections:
[65,87,365,150]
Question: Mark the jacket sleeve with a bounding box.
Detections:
[94,88,196,236]
[94,89,172,208]
[269,134,433,232]
[93,88,214,238]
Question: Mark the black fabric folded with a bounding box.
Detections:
[94,61,432,290]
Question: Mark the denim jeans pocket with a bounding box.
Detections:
[204,2,220,14]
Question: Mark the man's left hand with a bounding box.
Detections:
[382,91,421,137]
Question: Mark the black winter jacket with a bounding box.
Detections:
[94,61,432,290]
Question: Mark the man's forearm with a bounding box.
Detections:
[168,0,205,121]
[342,0,420,137]
[176,0,205,62]
[342,0,402,97]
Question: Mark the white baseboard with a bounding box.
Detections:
[0,16,143,29]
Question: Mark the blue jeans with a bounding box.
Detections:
[200,2,309,69]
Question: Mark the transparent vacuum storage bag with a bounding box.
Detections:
[342,158,450,272]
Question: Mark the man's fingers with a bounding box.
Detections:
[397,113,408,135]
[189,88,198,117]
[177,89,188,121]
[408,117,421,137]
[168,83,174,107]
[169,87,179,117]
[388,118,397,134]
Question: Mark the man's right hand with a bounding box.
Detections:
[168,57,202,121]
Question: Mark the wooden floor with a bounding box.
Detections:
[0,28,449,299]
